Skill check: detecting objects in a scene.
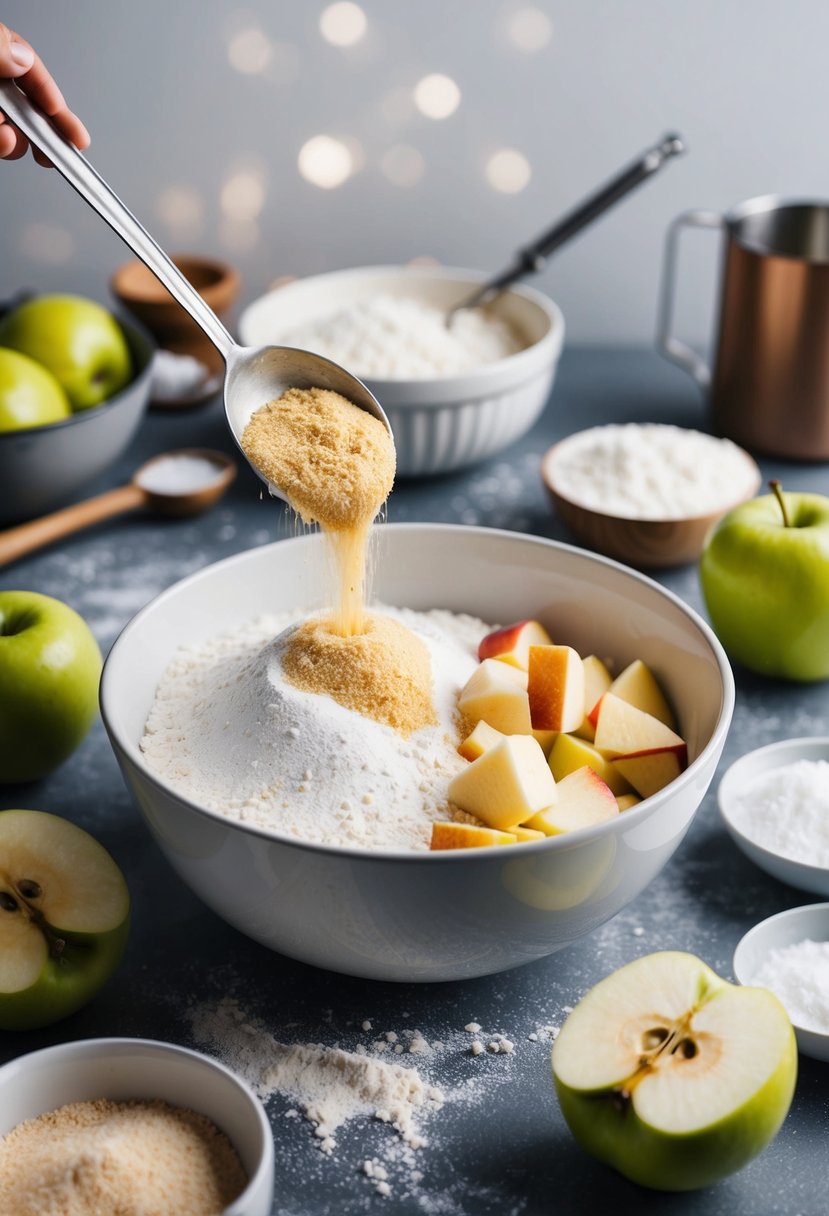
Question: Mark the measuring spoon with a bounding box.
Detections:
[0,81,390,498]
[0,449,236,568]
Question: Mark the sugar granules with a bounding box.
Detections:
[140,605,483,850]
[751,939,829,1034]
[0,1098,247,1216]
[728,759,829,866]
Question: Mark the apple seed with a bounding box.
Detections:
[0,891,18,912]
[17,880,41,899]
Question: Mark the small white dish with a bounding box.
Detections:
[718,737,829,897]
[0,1037,274,1215]
[734,903,829,1062]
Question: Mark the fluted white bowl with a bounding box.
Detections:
[101,525,733,983]
[237,265,564,477]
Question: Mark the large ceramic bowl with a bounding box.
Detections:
[237,265,564,477]
[0,1037,274,1216]
[0,316,154,526]
[101,525,733,983]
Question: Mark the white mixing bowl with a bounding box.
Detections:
[237,265,564,476]
[101,525,733,982]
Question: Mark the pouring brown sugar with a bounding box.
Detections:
[241,386,395,638]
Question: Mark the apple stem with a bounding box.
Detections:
[769,480,791,528]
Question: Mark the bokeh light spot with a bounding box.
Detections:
[319,3,367,47]
[413,74,461,120]
[220,169,267,221]
[381,144,425,187]
[507,7,553,52]
[155,187,205,236]
[227,27,273,74]
[20,222,74,265]
[486,148,532,193]
[298,135,354,189]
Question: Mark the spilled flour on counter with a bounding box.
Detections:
[190,998,442,1156]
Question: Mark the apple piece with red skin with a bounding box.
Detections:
[528,644,585,733]
[524,766,618,835]
[552,951,797,1191]
[430,822,517,850]
[0,809,130,1030]
[0,591,102,784]
[593,693,687,799]
[478,619,552,670]
[700,481,829,681]
[448,735,557,831]
[608,659,676,730]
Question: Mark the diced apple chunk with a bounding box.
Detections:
[430,822,517,850]
[528,645,585,733]
[609,659,676,729]
[524,767,619,836]
[448,735,557,832]
[616,793,642,812]
[575,655,613,741]
[512,825,547,843]
[593,693,686,760]
[612,750,686,799]
[478,619,553,670]
[548,732,632,796]
[458,659,532,735]
[458,720,504,761]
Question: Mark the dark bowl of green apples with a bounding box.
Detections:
[0,293,155,526]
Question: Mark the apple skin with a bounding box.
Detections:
[0,348,71,431]
[0,809,130,1031]
[0,591,102,783]
[0,294,132,411]
[700,490,829,681]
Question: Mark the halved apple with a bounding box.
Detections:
[528,645,585,733]
[0,809,130,1030]
[552,951,797,1191]
[524,766,618,836]
[458,659,532,735]
[478,619,552,669]
[430,822,517,850]
[448,735,557,831]
[609,659,676,729]
[547,732,631,796]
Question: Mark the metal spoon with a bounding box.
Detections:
[0,448,236,567]
[448,133,686,320]
[0,81,390,498]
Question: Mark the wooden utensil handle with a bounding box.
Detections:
[0,483,146,567]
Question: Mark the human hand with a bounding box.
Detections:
[0,23,89,165]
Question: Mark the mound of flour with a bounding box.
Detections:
[140,606,484,850]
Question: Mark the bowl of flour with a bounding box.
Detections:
[237,265,564,477]
[101,523,733,983]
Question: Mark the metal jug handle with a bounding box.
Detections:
[655,209,724,390]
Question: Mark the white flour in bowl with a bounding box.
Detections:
[140,605,484,850]
[282,294,524,379]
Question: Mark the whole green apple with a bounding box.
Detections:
[0,348,71,431]
[552,951,796,1191]
[0,809,129,1030]
[700,482,829,680]
[0,591,102,784]
[0,294,132,410]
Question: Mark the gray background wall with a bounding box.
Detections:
[2,0,827,346]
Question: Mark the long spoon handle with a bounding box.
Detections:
[0,483,145,568]
[0,79,234,361]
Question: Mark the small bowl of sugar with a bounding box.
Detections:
[0,1037,275,1215]
[734,903,829,1061]
[718,736,829,897]
[541,423,761,568]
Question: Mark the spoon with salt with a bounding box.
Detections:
[0,81,391,499]
[0,449,236,568]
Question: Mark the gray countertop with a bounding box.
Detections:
[2,346,827,1216]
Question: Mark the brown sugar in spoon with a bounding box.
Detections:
[0,449,236,567]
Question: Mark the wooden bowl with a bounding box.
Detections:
[111,255,239,377]
[541,436,761,569]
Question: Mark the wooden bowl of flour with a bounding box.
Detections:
[541,424,761,569]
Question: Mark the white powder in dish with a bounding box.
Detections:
[137,454,225,495]
[140,605,484,851]
[546,423,758,519]
[282,294,524,379]
[751,939,829,1033]
[728,759,829,866]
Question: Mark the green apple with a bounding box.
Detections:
[0,294,132,410]
[0,809,129,1030]
[552,951,796,1191]
[700,482,829,680]
[0,591,102,784]
[0,348,71,431]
